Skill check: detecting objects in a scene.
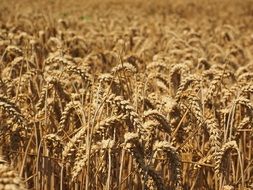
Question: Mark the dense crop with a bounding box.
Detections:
[0,0,253,189]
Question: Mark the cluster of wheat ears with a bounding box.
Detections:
[0,0,253,189]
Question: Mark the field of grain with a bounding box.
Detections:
[1,0,253,189]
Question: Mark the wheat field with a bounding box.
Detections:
[0,0,253,189]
